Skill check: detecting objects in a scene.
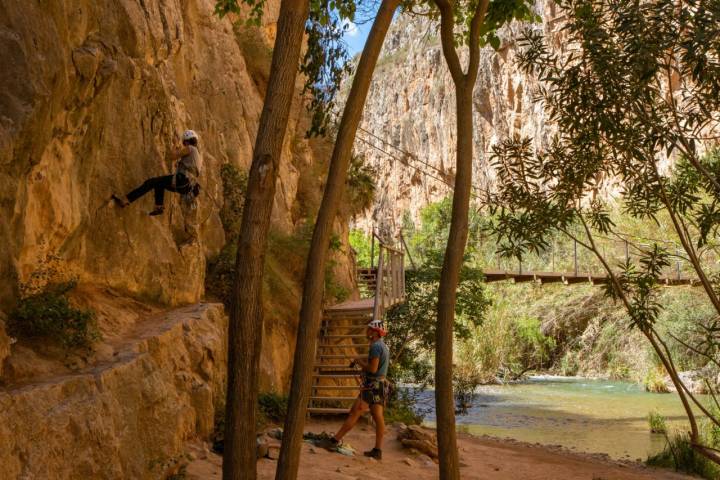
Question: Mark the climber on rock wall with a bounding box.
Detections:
[113,129,202,239]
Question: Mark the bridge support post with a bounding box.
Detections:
[625,240,629,265]
[574,240,578,277]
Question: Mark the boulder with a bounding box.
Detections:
[665,370,709,395]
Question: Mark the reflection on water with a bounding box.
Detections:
[419,375,694,460]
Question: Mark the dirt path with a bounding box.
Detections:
[186,420,694,480]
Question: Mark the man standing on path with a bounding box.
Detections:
[321,319,390,460]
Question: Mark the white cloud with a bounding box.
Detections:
[341,18,359,37]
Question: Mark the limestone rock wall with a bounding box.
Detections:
[0,1,356,388]
[353,2,563,233]
[0,303,226,480]
[0,0,298,308]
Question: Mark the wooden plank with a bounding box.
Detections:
[308,407,350,415]
[317,345,369,349]
[324,334,368,339]
[325,298,375,312]
[311,385,360,390]
[309,396,356,402]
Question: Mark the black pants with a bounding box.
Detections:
[126,174,190,206]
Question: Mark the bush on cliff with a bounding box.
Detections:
[10,281,99,350]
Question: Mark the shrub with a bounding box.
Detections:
[453,366,482,415]
[644,367,670,393]
[647,432,720,479]
[648,410,667,434]
[385,388,425,425]
[258,391,288,423]
[217,163,248,244]
[345,154,377,215]
[206,163,247,306]
[10,281,99,350]
[349,229,374,268]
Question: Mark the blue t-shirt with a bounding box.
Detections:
[367,339,389,379]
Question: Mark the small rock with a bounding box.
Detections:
[403,458,414,466]
[256,441,269,459]
[309,447,318,454]
[267,445,280,460]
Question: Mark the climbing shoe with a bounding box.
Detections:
[363,448,382,460]
[111,194,129,208]
[149,205,165,216]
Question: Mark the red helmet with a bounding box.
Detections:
[367,319,387,337]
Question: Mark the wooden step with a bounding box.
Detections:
[324,335,368,339]
[314,365,357,371]
[313,374,358,379]
[324,313,373,320]
[307,407,350,415]
[317,355,365,359]
[309,396,357,402]
[321,324,369,330]
[317,345,369,349]
[311,385,360,390]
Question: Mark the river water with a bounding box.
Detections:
[418,376,693,461]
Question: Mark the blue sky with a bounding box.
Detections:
[343,18,372,56]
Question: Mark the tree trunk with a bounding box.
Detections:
[275,2,400,478]
[222,1,309,479]
[432,2,488,477]
[435,84,474,480]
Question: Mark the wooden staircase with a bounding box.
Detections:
[307,302,374,415]
[308,236,406,415]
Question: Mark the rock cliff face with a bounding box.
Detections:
[0,303,226,479]
[353,2,563,232]
[0,0,356,388]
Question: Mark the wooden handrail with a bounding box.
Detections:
[370,235,406,321]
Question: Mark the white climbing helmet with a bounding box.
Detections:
[182,129,198,142]
[367,319,387,337]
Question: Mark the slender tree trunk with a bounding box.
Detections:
[435,85,474,480]
[432,1,488,478]
[275,2,400,478]
[223,1,309,479]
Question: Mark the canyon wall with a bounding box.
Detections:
[0,0,355,391]
[0,303,227,479]
[352,2,564,233]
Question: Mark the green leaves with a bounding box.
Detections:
[10,281,100,350]
[605,245,671,331]
[214,0,266,25]
[301,0,356,137]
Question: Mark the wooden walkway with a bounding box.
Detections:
[481,269,695,286]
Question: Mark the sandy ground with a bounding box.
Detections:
[185,420,695,480]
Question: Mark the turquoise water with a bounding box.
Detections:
[419,376,694,461]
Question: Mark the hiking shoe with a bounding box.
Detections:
[149,205,165,216]
[111,194,129,208]
[316,436,341,452]
[363,448,382,460]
